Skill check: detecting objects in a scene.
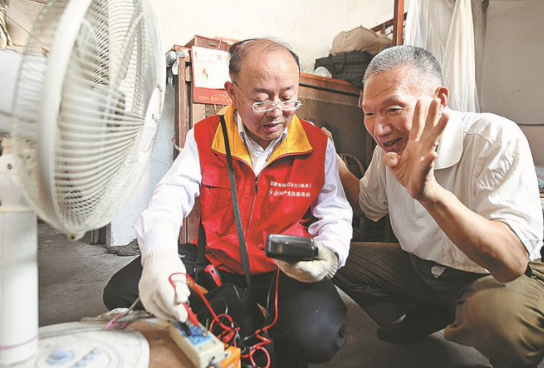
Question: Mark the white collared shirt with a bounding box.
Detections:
[235,112,286,175]
[359,110,543,273]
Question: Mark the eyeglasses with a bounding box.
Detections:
[233,81,302,112]
[251,100,303,112]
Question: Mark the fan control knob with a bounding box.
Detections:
[46,349,74,365]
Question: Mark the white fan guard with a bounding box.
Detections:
[11,0,165,240]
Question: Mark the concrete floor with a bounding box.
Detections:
[37,221,542,368]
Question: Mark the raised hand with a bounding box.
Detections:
[382,98,449,201]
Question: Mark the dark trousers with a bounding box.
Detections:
[103,244,347,366]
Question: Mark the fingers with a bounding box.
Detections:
[138,248,191,323]
[274,259,288,267]
[275,259,309,279]
[321,127,335,144]
[148,297,175,321]
[312,240,327,261]
[383,152,400,169]
[275,253,335,283]
[274,259,296,271]
[155,300,188,323]
[412,98,448,150]
[174,282,190,304]
[172,304,188,323]
[434,109,450,143]
[146,287,189,322]
[409,99,426,141]
[421,98,447,148]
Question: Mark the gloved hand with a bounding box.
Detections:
[138,247,190,322]
[274,241,339,283]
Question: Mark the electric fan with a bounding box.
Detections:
[0,0,165,366]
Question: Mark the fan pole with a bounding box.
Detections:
[0,144,39,365]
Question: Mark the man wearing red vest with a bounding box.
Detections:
[104,38,353,368]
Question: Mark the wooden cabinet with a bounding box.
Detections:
[296,74,374,169]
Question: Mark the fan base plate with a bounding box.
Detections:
[12,321,149,368]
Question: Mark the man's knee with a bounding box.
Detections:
[273,279,348,363]
[275,317,347,363]
[445,276,544,367]
[102,256,143,310]
[103,278,126,310]
[301,321,346,362]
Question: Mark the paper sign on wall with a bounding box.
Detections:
[191,46,232,105]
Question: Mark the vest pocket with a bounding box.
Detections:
[201,172,231,208]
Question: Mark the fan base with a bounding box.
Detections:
[12,321,149,368]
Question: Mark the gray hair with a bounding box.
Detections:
[228,38,300,81]
[363,45,443,94]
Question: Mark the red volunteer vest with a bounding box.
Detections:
[194,106,327,275]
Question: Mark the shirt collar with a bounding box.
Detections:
[434,109,464,170]
[211,105,313,163]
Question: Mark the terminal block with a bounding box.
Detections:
[169,321,225,368]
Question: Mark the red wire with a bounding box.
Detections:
[239,271,281,368]
[169,270,281,368]
[169,273,243,345]
[168,272,200,327]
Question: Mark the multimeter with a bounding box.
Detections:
[265,234,318,262]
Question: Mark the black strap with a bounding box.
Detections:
[194,220,207,283]
[219,115,253,295]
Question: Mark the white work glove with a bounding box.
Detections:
[274,241,339,283]
[138,247,191,322]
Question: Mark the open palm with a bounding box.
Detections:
[383,98,449,201]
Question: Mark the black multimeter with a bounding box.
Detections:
[265,234,318,262]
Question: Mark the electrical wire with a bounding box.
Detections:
[241,270,280,368]
[105,296,146,330]
[169,271,281,368]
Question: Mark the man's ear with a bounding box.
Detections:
[436,86,449,109]
[224,81,237,107]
